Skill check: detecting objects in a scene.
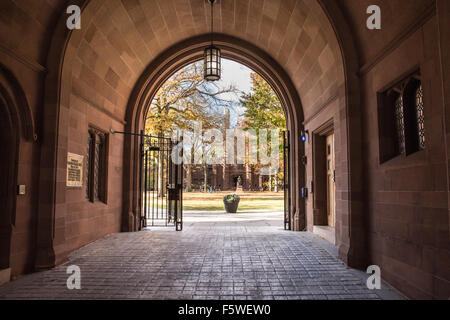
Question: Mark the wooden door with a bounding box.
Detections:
[326,133,336,227]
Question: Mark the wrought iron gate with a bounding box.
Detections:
[283,131,291,230]
[140,133,183,231]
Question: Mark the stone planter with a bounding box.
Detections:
[223,194,240,213]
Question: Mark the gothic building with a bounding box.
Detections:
[188,163,267,191]
[0,0,449,299]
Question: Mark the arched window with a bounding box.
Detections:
[377,71,425,163]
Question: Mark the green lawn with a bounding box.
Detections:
[182,192,284,212]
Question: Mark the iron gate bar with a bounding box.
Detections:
[284,131,291,231]
[155,143,159,225]
[175,136,183,231]
[152,149,156,225]
[152,141,155,225]
[139,130,144,230]
[144,149,148,228]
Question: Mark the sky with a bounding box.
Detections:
[152,58,255,128]
[213,58,253,126]
[220,58,253,93]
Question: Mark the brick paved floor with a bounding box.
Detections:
[0,211,404,300]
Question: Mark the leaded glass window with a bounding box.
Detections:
[415,84,425,150]
[378,71,426,163]
[94,136,101,200]
[86,133,92,199]
[394,95,405,155]
[86,128,108,203]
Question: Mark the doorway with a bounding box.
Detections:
[326,133,336,228]
[141,59,288,229]
[0,100,14,284]
[121,35,306,233]
[312,124,336,244]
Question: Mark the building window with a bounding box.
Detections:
[86,133,92,199]
[415,84,425,150]
[86,127,108,203]
[377,71,425,163]
[394,94,405,155]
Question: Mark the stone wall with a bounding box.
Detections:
[340,0,450,299]
[0,0,448,299]
[0,0,62,277]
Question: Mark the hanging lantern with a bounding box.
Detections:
[204,0,221,81]
[204,46,221,81]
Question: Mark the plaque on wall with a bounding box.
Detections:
[67,153,84,188]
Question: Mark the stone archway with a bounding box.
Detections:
[122,34,304,233]
[0,98,15,277]
[0,64,35,282]
[39,0,365,270]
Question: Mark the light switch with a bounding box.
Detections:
[18,185,26,195]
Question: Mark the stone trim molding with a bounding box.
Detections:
[0,63,37,141]
[303,93,339,126]
[0,42,47,74]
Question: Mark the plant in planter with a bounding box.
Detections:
[223,194,241,213]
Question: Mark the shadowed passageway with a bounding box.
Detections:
[1,0,449,300]
[0,212,403,300]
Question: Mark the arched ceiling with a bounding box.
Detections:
[66,0,344,122]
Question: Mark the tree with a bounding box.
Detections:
[240,73,286,192]
[240,73,286,130]
[145,62,236,137]
[145,62,238,192]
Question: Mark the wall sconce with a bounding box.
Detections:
[301,130,310,143]
[301,187,308,199]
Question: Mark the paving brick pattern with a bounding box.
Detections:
[0,212,404,300]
